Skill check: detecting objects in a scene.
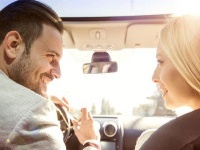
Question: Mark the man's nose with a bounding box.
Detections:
[51,65,61,79]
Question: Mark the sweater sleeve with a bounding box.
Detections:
[83,141,101,150]
[5,99,66,150]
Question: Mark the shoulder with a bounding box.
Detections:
[140,109,200,150]
[135,129,156,150]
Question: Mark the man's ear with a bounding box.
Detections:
[3,31,23,59]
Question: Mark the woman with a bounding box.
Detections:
[135,14,200,150]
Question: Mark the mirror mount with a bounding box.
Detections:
[91,52,111,62]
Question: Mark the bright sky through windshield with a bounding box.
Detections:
[1,0,200,17]
[48,48,157,115]
[0,0,184,17]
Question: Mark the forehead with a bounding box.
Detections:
[35,24,63,56]
[156,45,164,57]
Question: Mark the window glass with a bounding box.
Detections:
[0,0,199,17]
[0,0,176,17]
[48,48,175,116]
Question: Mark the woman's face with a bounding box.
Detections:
[152,46,199,110]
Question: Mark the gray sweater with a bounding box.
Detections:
[0,70,66,150]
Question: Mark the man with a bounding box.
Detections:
[0,0,100,149]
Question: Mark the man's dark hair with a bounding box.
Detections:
[0,0,64,54]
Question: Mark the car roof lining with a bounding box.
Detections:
[62,14,173,50]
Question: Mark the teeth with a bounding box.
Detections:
[161,89,165,93]
[45,79,49,84]
[42,78,46,83]
[42,78,52,84]
[162,91,166,96]
[158,85,167,95]
[157,84,168,96]
[161,89,167,96]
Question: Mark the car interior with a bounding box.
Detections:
[59,14,176,150]
[1,0,197,150]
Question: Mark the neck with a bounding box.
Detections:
[175,106,194,116]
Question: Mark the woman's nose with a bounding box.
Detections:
[152,67,159,83]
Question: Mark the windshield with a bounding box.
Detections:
[1,0,198,17]
[0,0,182,117]
[47,48,175,116]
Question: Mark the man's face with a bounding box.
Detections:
[8,24,63,98]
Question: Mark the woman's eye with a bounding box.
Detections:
[157,60,164,66]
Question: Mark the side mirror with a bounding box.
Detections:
[83,61,118,74]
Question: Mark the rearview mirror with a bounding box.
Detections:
[83,61,118,74]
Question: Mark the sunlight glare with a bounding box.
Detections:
[174,0,200,16]
[47,48,157,115]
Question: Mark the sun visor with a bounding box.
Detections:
[62,30,74,48]
[126,24,165,48]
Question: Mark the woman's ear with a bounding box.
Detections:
[3,31,24,59]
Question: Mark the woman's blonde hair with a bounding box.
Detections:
[159,14,200,93]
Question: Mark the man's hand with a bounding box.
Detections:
[72,108,100,145]
[50,96,70,111]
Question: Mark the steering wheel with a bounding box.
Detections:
[56,105,80,150]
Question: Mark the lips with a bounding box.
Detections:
[161,88,167,97]
[41,76,53,92]
[157,84,168,97]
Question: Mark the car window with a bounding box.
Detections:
[0,0,188,17]
[47,48,175,116]
[1,1,200,150]
[0,0,179,117]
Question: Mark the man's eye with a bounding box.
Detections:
[47,54,56,63]
[47,54,55,58]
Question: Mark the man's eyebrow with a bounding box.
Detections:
[48,50,62,58]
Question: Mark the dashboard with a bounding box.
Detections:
[94,116,123,150]
[65,115,174,150]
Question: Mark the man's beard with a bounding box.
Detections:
[8,54,46,97]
